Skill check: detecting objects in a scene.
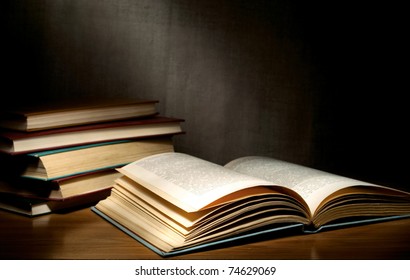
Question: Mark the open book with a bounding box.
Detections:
[92,152,410,256]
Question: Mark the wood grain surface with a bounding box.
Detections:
[1,207,409,260]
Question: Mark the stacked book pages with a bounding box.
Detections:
[93,152,410,256]
[0,99,184,216]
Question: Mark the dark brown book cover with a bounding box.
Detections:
[0,99,159,131]
[0,116,184,154]
[0,168,118,200]
[2,99,157,116]
[0,187,113,216]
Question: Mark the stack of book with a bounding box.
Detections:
[0,99,184,216]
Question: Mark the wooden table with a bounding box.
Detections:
[1,207,410,260]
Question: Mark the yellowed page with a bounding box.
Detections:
[118,153,274,212]
[225,156,376,215]
[114,176,212,228]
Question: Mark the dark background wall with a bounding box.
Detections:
[2,1,409,190]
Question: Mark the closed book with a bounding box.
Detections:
[20,138,174,180]
[0,99,158,132]
[0,169,120,200]
[0,116,184,155]
[0,188,112,217]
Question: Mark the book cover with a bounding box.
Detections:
[0,99,158,131]
[0,188,112,217]
[91,206,410,257]
[0,116,184,154]
[0,168,120,200]
[21,138,174,180]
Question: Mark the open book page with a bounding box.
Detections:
[114,176,214,228]
[115,175,309,233]
[99,184,310,253]
[118,153,277,212]
[225,156,376,216]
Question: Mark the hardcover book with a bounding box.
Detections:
[20,138,174,180]
[0,116,184,154]
[0,169,120,200]
[92,152,410,256]
[0,99,158,132]
[0,187,112,217]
